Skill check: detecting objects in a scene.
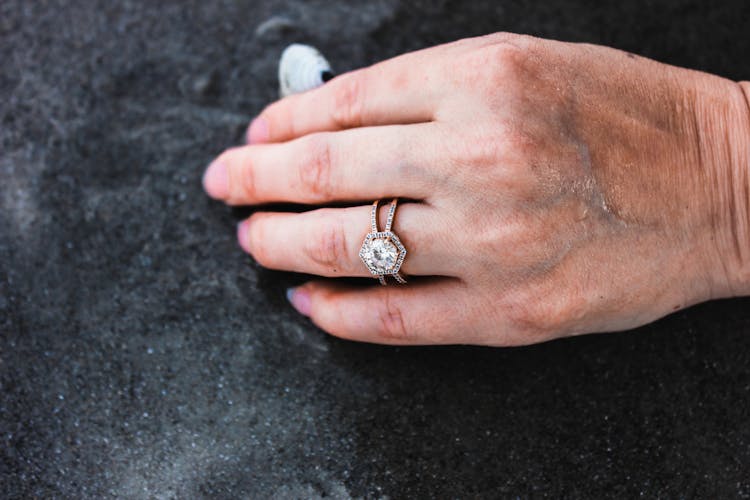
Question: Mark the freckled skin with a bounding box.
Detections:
[206,33,750,345]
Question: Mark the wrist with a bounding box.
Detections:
[697,79,750,297]
[732,82,750,294]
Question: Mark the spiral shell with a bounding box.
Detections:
[278,43,333,97]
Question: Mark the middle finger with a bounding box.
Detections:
[204,123,444,206]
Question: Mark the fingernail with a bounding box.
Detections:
[237,220,251,253]
[203,160,229,199]
[246,117,269,144]
[286,287,311,317]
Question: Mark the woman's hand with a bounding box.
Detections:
[203,33,750,346]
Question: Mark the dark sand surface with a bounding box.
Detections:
[2,1,749,497]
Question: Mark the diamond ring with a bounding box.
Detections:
[359,199,408,285]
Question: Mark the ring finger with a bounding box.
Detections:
[238,202,456,278]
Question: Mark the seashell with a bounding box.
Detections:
[278,43,334,97]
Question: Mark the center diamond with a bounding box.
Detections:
[359,231,407,277]
[363,238,398,272]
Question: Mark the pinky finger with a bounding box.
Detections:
[286,277,476,345]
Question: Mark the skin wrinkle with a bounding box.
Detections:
[688,80,750,297]
[580,64,692,231]
[737,85,750,224]
[731,82,750,290]
[663,85,718,290]
[657,82,729,301]
[724,106,743,280]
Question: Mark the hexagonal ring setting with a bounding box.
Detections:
[358,199,408,285]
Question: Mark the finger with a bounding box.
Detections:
[205,123,445,206]
[239,202,455,278]
[246,49,445,144]
[286,278,477,345]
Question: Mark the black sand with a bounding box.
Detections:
[2,1,750,497]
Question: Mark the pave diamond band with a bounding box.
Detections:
[359,199,408,285]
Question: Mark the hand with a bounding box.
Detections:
[203,33,750,346]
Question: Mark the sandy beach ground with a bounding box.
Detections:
[2,1,749,497]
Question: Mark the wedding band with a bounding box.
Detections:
[358,199,408,285]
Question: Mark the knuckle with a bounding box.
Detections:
[330,72,365,128]
[298,135,335,201]
[469,129,509,166]
[448,124,538,187]
[505,294,551,339]
[457,41,526,92]
[237,159,257,203]
[482,42,525,79]
[472,214,511,257]
[505,285,584,341]
[490,32,538,51]
[245,214,272,266]
[221,148,256,204]
[260,100,295,139]
[524,302,565,338]
[479,31,516,45]
[449,125,511,170]
[374,289,410,341]
[303,215,348,272]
